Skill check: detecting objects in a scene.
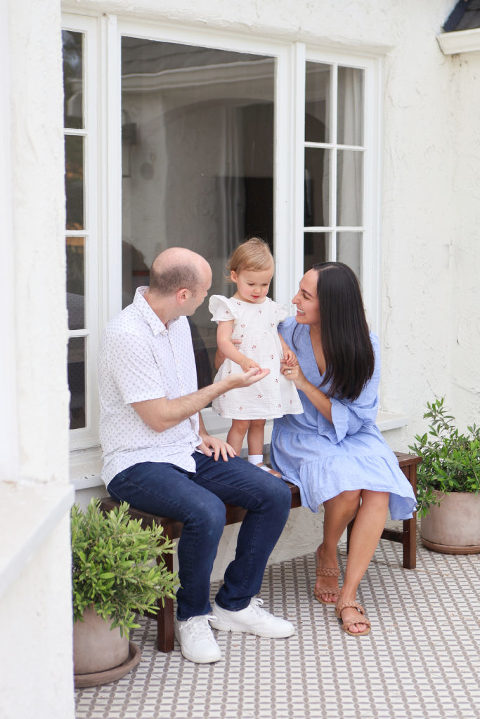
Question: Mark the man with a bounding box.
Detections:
[98,247,294,664]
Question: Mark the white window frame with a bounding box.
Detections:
[64,14,100,451]
[64,11,382,462]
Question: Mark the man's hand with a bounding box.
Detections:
[227,367,270,389]
[198,434,236,461]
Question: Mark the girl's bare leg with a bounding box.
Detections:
[338,490,389,633]
[246,419,266,456]
[248,419,281,476]
[316,490,361,602]
[226,419,250,455]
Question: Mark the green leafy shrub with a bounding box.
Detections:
[72,498,179,637]
[409,397,480,517]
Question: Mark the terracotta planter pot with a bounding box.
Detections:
[74,606,140,687]
[421,490,480,554]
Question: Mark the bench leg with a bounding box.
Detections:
[156,552,175,652]
[402,515,417,569]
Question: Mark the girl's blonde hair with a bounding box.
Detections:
[227,237,274,274]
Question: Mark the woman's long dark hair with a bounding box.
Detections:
[295,262,374,401]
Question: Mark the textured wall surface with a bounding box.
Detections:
[2,1,74,718]
[11,0,70,482]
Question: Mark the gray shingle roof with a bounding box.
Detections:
[443,0,480,32]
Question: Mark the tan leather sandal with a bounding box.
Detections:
[335,600,371,637]
[313,565,340,605]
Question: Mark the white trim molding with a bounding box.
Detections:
[437,28,480,55]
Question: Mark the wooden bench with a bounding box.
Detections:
[99,451,419,652]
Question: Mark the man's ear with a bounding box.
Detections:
[176,287,192,304]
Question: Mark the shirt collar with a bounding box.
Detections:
[133,286,179,336]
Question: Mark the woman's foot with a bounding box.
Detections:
[313,545,340,605]
[335,599,371,636]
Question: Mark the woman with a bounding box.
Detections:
[270,262,416,636]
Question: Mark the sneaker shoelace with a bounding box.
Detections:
[248,597,269,617]
[183,614,216,640]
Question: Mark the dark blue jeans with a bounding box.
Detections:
[107,452,291,621]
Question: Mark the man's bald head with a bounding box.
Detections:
[149,247,211,296]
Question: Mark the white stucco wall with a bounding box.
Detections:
[1,1,75,718]
[449,50,480,429]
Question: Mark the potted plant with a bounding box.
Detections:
[409,397,480,554]
[72,498,178,687]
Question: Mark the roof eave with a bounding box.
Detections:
[437,26,480,54]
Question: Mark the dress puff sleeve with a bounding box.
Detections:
[323,333,381,444]
[273,301,289,325]
[209,295,238,323]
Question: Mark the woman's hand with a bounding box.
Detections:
[280,359,307,390]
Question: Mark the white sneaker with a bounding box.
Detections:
[174,615,222,664]
[211,598,295,638]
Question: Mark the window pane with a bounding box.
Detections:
[305,148,329,227]
[68,337,86,429]
[66,237,85,330]
[304,232,328,272]
[65,135,84,230]
[305,62,330,143]
[62,30,83,129]
[337,232,362,282]
[121,38,274,386]
[337,67,364,146]
[337,150,363,226]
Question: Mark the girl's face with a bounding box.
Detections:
[292,269,320,326]
[231,267,273,304]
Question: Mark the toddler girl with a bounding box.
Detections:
[209,238,302,473]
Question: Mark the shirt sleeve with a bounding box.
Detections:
[105,329,166,405]
[208,295,237,323]
[317,333,380,444]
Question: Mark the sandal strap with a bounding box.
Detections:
[314,585,339,596]
[335,600,365,618]
[343,614,371,631]
[316,566,340,578]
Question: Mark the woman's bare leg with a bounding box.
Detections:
[226,419,250,455]
[338,490,389,633]
[315,490,361,602]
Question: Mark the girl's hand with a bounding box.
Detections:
[280,359,306,390]
[282,349,298,367]
[240,357,262,373]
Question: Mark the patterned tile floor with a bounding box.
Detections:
[75,529,480,719]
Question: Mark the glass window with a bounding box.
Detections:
[63,30,83,129]
[303,62,364,283]
[63,28,87,429]
[121,38,275,386]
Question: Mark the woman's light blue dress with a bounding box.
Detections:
[270,318,416,520]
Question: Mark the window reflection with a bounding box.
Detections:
[62,31,83,129]
[121,38,275,386]
[66,237,85,330]
[68,337,86,429]
[304,232,328,271]
[65,135,84,230]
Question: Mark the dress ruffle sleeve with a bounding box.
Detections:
[274,302,289,324]
[209,295,238,323]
